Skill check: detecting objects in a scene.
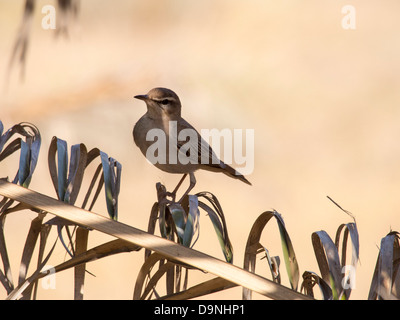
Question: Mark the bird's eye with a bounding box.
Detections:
[160,99,169,105]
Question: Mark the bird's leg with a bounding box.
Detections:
[172,173,188,195]
[166,173,188,202]
[177,172,196,203]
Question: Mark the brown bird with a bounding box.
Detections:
[133,87,251,202]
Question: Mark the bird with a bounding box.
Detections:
[133,87,251,202]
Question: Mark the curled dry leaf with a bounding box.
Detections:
[0,121,41,296]
[368,232,400,300]
[243,210,299,300]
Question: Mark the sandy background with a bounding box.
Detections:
[1,0,400,299]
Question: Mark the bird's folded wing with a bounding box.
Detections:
[176,118,220,167]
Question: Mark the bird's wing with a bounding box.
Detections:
[176,118,251,185]
[176,118,219,166]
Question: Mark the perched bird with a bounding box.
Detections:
[133,87,251,202]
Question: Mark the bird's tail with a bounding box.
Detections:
[202,161,252,185]
[224,164,252,185]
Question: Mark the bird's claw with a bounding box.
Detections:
[166,191,176,203]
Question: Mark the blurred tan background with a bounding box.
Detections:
[1,0,400,299]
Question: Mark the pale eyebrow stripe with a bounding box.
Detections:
[151,98,175,102]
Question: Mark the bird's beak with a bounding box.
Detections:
[134,94,149,101]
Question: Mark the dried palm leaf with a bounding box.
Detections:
[368,231,400,300]
[243,210,299,299]
[0,121,41,295]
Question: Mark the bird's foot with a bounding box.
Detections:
[166,191,177,203]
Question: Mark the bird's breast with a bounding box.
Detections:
[133,115,201,173]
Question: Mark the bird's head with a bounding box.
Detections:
[134,87,182,119]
